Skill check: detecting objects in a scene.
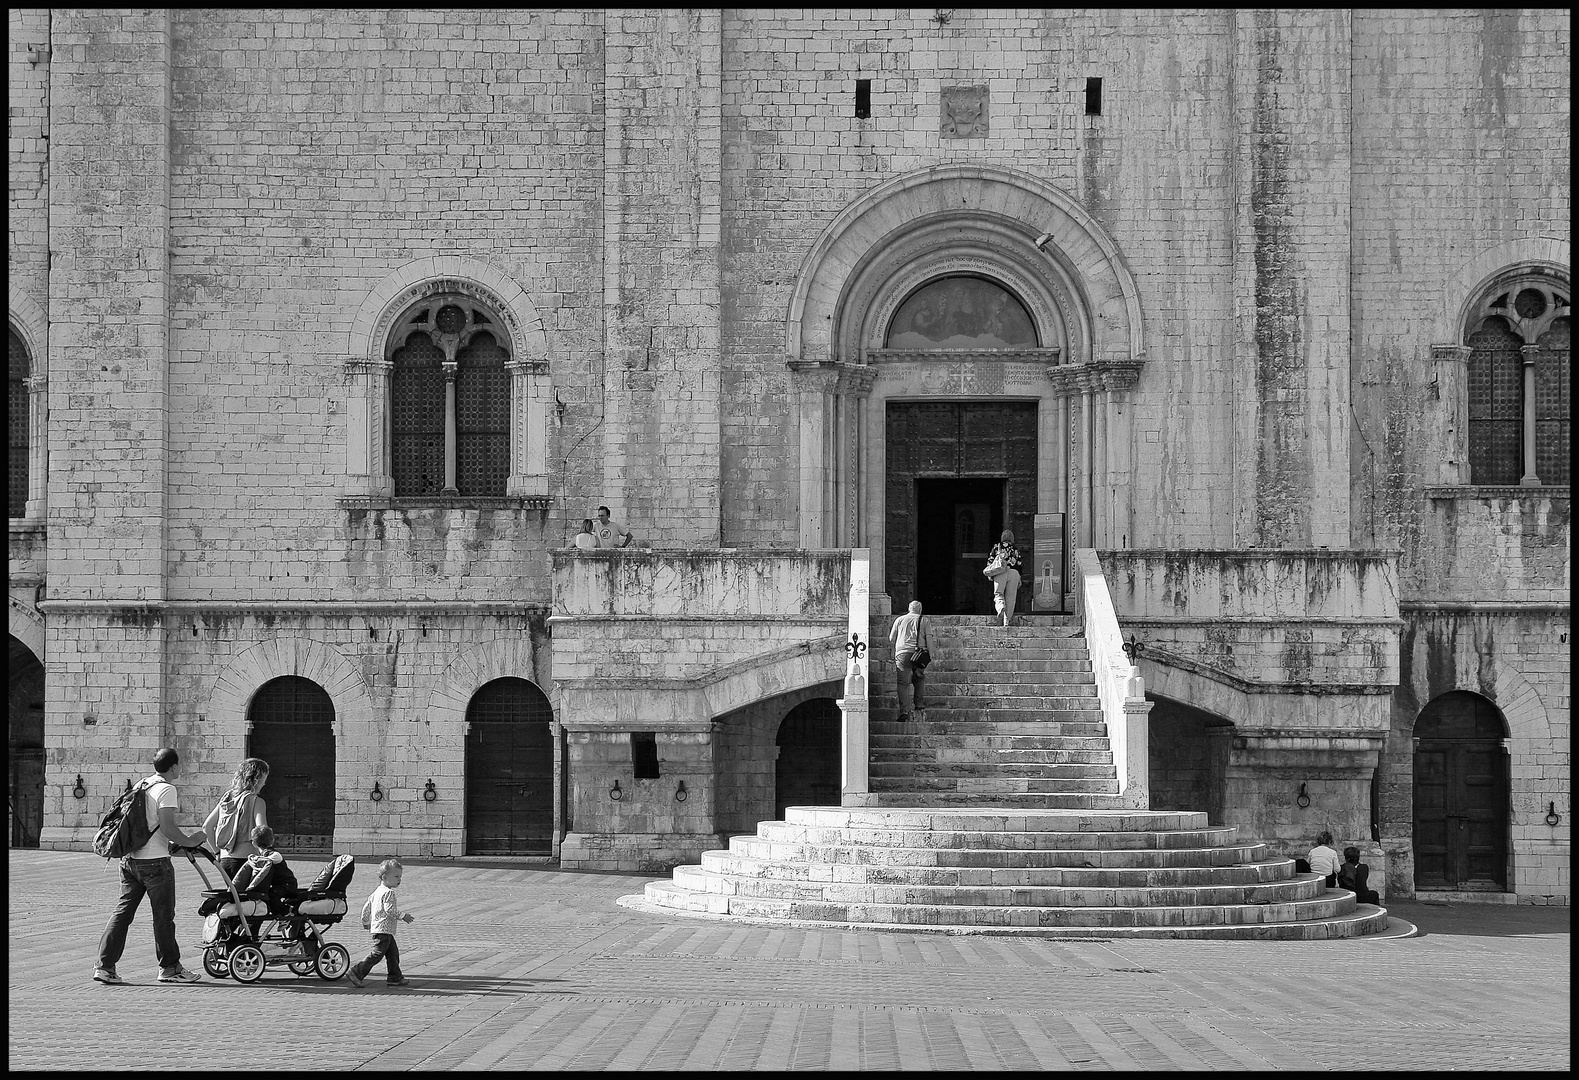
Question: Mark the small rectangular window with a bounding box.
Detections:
[1085,77,1103,116]
[855,79,871,119]
[632,732,660,779]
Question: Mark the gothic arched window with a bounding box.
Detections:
[387,297,512,497]
[1465,278,1570,486]
[885,275,1039,350]
[9,328,29,518]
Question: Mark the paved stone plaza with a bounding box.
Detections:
[7,849,1568,1071]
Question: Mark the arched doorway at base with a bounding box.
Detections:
[775,698,841,817]
[9,636,45,847]
[465,677,554,855]
[1413,691,1510,892]
[247,675,337,854]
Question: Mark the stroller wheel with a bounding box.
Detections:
[288,961,317,976]
[203,946,230,979]
[229,944,267,983]
[315,943,351,981]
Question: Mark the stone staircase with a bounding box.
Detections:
[633,614,1390,939]
[860,615,1118,808]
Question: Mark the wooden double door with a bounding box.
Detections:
[1413,692,1510,891]
[465,677,555,856]
[248,676,337,854]
[886,401,1037,615]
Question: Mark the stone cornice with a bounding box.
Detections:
[1045,359,1144,395]
[38,599,551,616]
[786,359,876,396]
[1424,485,1569,500]
[866,348,1062,365]
[338,496,551,511]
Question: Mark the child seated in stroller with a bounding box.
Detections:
[232,825,298,906]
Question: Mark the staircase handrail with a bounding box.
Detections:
[1074,548,1145,797]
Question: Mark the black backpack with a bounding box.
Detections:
[92,780,158,859]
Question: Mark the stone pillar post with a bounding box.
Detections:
[442,361,459,494]
[790,363,839,548]
[342,358,393,498]
[839,549,871,801]
[1430,344,1473,486]
[1519,344,1540,485]
[506,358,551,499]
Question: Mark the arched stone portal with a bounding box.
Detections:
[786,165,1145,610]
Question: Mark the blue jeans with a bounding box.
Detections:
[98,856,182,973]
[353,933,403,982]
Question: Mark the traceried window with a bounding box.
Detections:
[9,328,30,518]
[885,275,1038,350]
[1466,278,1570,486]
[388,297,512,497]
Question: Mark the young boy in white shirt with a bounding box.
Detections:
[347,857,416,988]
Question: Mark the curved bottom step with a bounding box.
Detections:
[621,888,1395,940]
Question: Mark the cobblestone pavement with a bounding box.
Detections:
[8,850,1569,1071]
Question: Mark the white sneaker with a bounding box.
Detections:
[157,967,200,983]
[93,967,124,985]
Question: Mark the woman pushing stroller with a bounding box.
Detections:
[204,757,272,881]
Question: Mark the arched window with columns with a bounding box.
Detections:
[1465,275,1570,486]
[9,327,29,518]
[388,295,512,497]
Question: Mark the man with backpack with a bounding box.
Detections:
[94,747,209,985]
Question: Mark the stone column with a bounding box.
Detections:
[25,374,47,516]
[506,358,552,500]
[442,361,459,494]
[1430,344,1473,487]
[1519,344,1540,485]
[789,363,839,548]
[835,365,876,548]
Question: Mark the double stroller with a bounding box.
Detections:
[179,845,357,982]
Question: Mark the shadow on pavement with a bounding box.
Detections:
[201,975,569,996]
[1384,900,1570,941]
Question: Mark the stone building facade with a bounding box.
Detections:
[8,9,1569,903]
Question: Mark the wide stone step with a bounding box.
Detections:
[918,660,1093,674]
[702,850,1297,888]
[913,694,1100,710]
[870,721,1107,738]
[920,678,1099,694]
[767,807,1213,836]
[646,878,1361,927]
[875,776,1120,794]
[868,762,1118,781]
[728,837,1272,869]
[673,864,1324,907]
[869,745,1114,764]
[850,792,1134,809]
[638,881,1388,939]
[875,710,1106,725]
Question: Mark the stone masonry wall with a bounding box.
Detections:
[8,10,50,324]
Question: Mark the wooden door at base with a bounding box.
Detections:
[1413,692,1509,891]
[247,676,337,855]
[466,678,554,855]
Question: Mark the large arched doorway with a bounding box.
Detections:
[9,636,45,847]
[247,676,336,854]
[1413,691,1510,892]
[465,677,554,855]
[774,698,841,817]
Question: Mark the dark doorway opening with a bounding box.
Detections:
[466,677,555,856]
[1413,691,1510,892]
[247,676,336,854]
[775,698,842,817]
[9,637,45,848]
[916,478,1003,615]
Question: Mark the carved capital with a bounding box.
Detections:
[1429,344,1473,364]
[505,359,551,377]
[1046,360,1144,396]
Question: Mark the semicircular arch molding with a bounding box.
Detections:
[425,636,546,728]
[9,595,46,663]
[207,637,375,735]
[351,257,548,364]
[9,286,47,375]
[787,165,1144,365]
[1436,237,1570,345]
[1411,660,1552,749]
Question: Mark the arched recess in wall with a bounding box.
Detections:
[343,257,554,502]
[784,165,1148,564]
[786,165,1144,365]
[206,637,375,739]
[9,286,48,522]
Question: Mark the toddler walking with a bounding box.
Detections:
[346,857,415,988]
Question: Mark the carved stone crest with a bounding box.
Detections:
[940,86,989,138]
